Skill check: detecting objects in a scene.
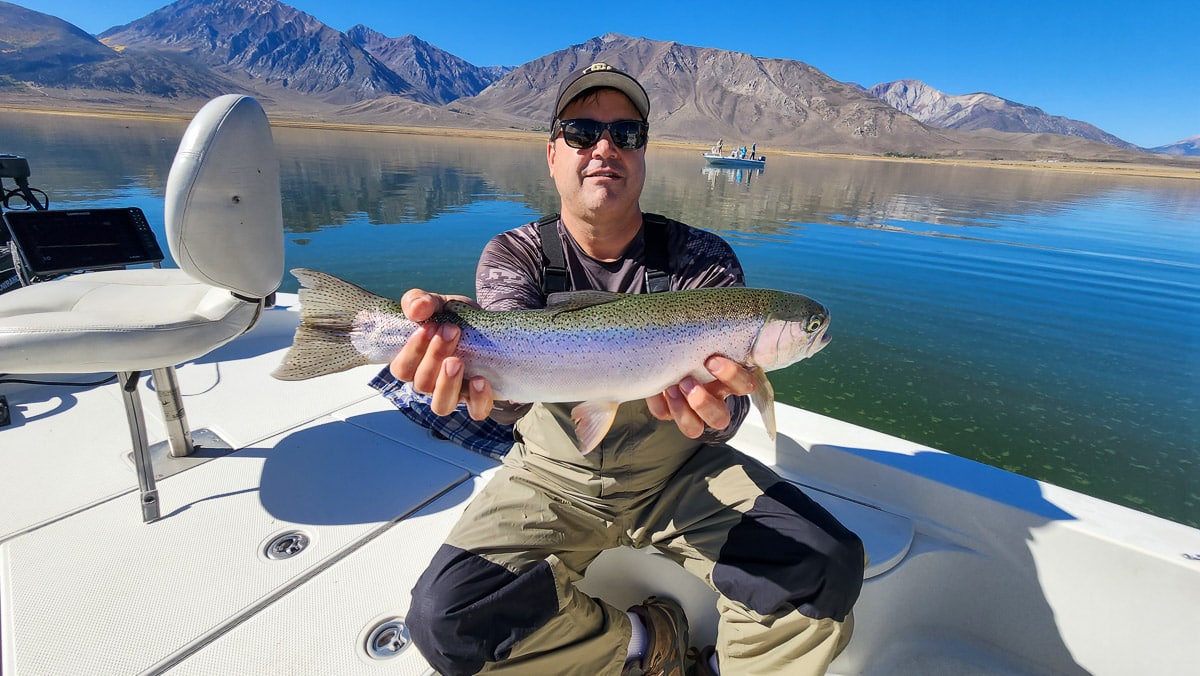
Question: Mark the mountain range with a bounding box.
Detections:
[1,0,1194,161]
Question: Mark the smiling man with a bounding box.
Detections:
[392,63,865,676]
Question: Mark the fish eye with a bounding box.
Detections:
[805,315,825,332]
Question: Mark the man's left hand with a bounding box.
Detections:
[645,356,757,438]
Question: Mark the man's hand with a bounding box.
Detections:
[645,356,757,438]
[388,289,495,420]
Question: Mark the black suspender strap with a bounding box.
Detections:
[538,213,672,296]
[641,213,671,293]
[537,213,568,296]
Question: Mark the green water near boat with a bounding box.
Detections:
[3,112,1196,526]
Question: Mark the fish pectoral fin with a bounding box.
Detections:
[571,400,621,455]
[748,368,778,443]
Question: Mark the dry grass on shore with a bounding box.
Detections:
[3,104,1197,181]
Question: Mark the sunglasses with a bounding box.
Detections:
[554,118,649,150]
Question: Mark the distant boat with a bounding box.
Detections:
[702,152,765,168]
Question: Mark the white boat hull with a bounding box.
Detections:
[703,152,766,168]
[2,294,1197,674]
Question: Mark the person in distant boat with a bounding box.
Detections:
[389,63,865,676]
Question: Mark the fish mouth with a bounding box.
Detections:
[811,323,831,354]
[813,330,831,353]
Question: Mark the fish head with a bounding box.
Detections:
[750,292,831,371]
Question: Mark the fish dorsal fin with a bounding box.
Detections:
[545,290,626,316]
[570,400,621,454]
[748,368,778,443]
[442,300,476,315]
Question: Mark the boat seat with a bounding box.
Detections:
[0,95,283,522]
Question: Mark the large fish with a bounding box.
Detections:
[272,268,831,453]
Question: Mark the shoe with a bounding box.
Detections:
[686,645,717,676]
[622,596,690,676]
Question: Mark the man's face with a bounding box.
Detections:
[547,88,647,223]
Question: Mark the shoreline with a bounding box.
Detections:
[3,104,1197,181]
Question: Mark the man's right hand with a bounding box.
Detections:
[389,289,495,420]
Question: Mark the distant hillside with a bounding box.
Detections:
[456,34,950,155]
[1149,135,1200,156]
[0,0,237,98]
[0,1,1189,163]
[345,25,509,105]
[869,79,1138,151]
[99,0,427,105]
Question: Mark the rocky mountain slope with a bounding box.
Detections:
[447,33,952,155]
[344,25,509,105]
[98,0,425,105]
[1148,135,1199,156]
[869,79,1138,150]
[0,0,246,98]
[0,0,1191,162]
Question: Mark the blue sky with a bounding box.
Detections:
[13,0,1199,148]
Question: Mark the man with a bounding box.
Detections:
[391,63,864,675]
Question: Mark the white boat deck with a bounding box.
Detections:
[2,296,1197,675]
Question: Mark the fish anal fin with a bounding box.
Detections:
[748,368,778,444]
[571,400,621,455]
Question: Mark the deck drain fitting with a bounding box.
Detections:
[365,618,411,660]
[262,530,310,560]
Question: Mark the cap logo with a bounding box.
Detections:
[584,63,615,73]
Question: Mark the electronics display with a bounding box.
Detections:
[2,207,164,277]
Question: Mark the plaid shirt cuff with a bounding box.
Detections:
[369,368,514,460]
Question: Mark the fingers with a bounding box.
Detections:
[391,288,447,383]
[665,383,706,438]
[645,391,672,421]
[647,357,757,436]
[390,322,435,381]
[704,356,756,398]
[465,377,495,421]
[400,288,442,322]
[390,288,494,418]
[413,324,460,395]
[430,357,465,416]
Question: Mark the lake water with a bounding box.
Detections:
[2,110,1197,527]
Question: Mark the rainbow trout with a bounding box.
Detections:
[272,268,831,453]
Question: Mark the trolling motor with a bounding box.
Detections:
[0,153,51,293]
[0,154,47,212]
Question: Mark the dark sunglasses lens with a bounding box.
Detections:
[561,120,602,149]
[559,120,647,150]
[609,121,648,149]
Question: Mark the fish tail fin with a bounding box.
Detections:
[271,268,398,381]
[748,368,778,443]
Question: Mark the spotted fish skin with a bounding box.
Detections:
[272,268,831,453]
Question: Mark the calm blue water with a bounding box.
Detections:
[3,111,1197,526]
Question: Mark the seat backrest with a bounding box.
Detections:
[164,95,284,299]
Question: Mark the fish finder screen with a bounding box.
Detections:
[2,207,165,277]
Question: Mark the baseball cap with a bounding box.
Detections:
[553,63,650,122]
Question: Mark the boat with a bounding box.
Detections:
[703,151,766,169]
[2,96,1197,675]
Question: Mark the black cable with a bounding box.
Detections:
[1,185,49,211]
[0,374,118,387]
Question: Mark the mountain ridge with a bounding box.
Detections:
[868,79,1139,151]
[0,0,1193,161]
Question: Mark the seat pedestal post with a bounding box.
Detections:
[153,366,194,458]
[118,371,161,522]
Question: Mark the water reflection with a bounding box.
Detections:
[701,165,763,188]
[2,111,1196,526]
